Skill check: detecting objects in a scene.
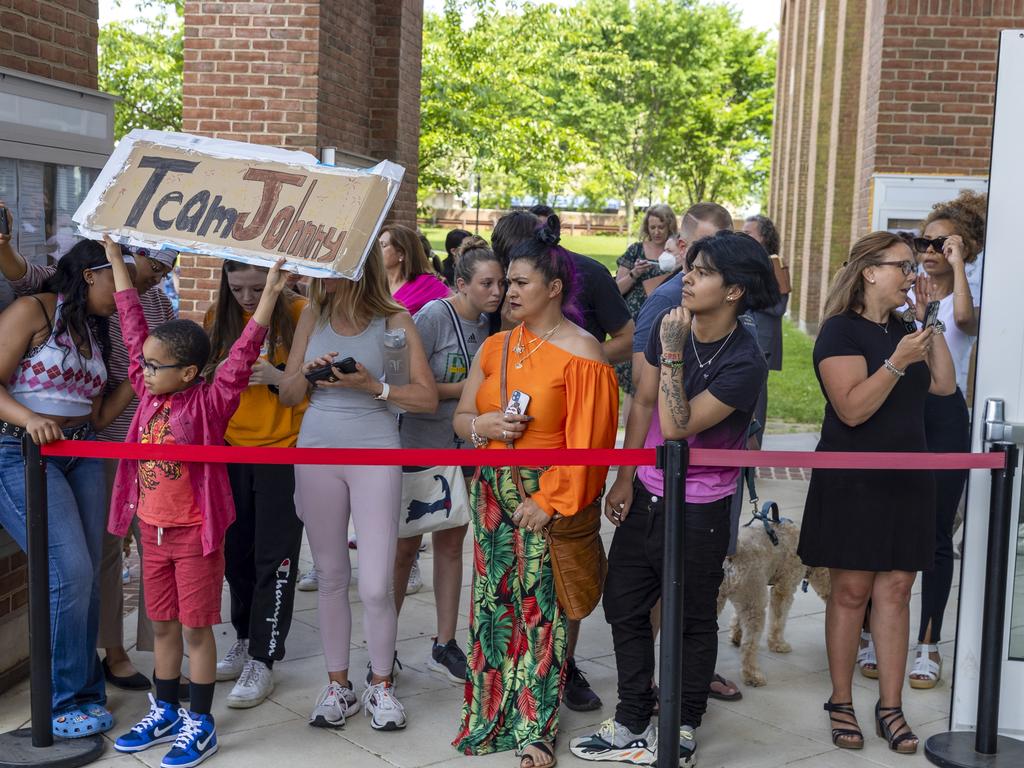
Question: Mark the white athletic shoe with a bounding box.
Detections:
[226,659,274,708]
[309,681,359,729]
[215,638,250,682]
[406,559,423,595]
[297,568,319,592]
[362,681,407,731]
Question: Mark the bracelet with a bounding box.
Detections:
[470,416,489,448]
[660,355,684,368]
[374,382,390,401]
[883,358,905,378]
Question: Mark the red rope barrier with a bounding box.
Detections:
[38,441,1006,470]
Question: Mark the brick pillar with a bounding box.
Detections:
[0,0,99,89]
[180,0,423,320]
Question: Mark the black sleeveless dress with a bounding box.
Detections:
[797,311,936,572]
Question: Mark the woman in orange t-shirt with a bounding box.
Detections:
[203,261,308,708]
[451,220,618,767]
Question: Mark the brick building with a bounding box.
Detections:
[769,0,1015,332]
[177,0,423,319]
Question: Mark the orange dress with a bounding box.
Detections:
[474,328,619,515]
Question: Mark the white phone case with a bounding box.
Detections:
[505,389,531,416]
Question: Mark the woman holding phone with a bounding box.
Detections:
[452,218,618,768]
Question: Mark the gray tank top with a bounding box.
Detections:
[297,315,400,449]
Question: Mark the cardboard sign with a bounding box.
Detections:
[74,130,404,279]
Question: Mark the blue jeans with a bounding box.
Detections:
[0,437,106,714]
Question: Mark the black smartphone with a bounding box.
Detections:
[0,207,9,236]
[923,300,941,329]
[305,356,358,384]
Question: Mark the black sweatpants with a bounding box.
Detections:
[224,462,303,662]
[603,477,731,732]
[919,390,970,643]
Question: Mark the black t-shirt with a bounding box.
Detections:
[644,311,767,453]
[571,251,631,342]
[813,311,930,452]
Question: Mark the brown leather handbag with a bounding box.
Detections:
[500,332,607,621]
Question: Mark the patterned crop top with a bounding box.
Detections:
[8,297,107,418]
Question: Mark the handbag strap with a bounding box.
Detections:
[499,330,527,498]
[439,298,473,373]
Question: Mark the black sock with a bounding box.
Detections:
[154,676,180,707]
[189,682,215,716]
[253,656,273,670]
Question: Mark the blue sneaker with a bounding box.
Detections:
[161,710,218,768]
[114,695,182,752]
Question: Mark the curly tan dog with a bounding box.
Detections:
[717,517,830,686]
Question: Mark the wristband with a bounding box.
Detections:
[374,382,390,401]
[660,355,684,369]
[883,358,905,378]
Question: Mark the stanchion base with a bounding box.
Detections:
[926,731,1024,767]
[0,729,104,768]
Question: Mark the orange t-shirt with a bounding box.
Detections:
[137,400,202,528]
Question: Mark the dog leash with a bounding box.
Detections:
[741,465,788,546]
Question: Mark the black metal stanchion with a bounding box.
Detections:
[656,440,688,768]
[925,443,1024,767]
[0,436,103,767]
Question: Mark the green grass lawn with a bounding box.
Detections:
[768,319,825,428]
[421,226,630,272]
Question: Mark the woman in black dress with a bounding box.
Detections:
[798,231,955,755]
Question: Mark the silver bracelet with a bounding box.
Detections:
[470,416,489,448]
[883,358,905,378]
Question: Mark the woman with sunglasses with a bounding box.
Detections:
[0,206,179,694]
[900,192,984,691]
[798,232,955,755]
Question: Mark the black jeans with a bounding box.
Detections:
[919,390,970,643]
[224,462,303,662]
[603,477,731,732]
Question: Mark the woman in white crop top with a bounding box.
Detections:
[0,236,133,738]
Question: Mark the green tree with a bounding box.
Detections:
[98,1,184,139]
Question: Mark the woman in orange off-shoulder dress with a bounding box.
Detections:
[452,220,618,768]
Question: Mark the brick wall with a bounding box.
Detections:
[0,549,28,622]
[179,0,423,320]
[0,0,99,89]
[770,0,1010,332]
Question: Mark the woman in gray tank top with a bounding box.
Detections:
[278,245,437,731]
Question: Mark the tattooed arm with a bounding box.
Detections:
[657,307,739,440]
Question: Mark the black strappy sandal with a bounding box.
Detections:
[823,700,864,749]
[518,740,556,768]
[875,701,919,754]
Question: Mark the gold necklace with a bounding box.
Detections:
[513,321,562,369]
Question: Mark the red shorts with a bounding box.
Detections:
[139,522,224,627]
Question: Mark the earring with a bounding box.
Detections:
[868,279,876,284]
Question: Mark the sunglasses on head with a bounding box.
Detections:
[912,236,948,254]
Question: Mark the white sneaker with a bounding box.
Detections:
[297,568,319,592]
[362,681,407,731]
[309,681,359,729]
[215,638,250,681]
[406,559,423,595]
[226,659,274,708]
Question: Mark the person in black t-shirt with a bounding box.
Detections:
[573,231,778,767]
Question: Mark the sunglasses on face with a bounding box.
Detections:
[873,260,917,277]
[138,355,184,376]
[912,236,948,254]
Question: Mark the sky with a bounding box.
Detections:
[100,1,780,33]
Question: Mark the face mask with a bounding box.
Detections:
[658,251,677,272]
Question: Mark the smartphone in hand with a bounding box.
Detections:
[923,300,941,329]
[0,207,9,236]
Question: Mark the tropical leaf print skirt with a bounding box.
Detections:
[452,466,567,755]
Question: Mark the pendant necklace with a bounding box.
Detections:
[513,321,562,369]
[860,313,889,334]
[691,325,736,380]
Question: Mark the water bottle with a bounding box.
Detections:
[383,328,410,386]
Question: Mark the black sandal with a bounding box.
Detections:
[823,700,864,749]
[875,701,919,754]
[518,740,556,768]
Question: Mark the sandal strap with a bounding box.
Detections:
[878,705,918,746]
[857,641,877,666]
[824,701,863,741]
[911,653,941,679]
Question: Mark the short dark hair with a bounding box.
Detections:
[528,204,556,219]
[444,228,472,255]
[685,231,781,313]
[744,214,781,256]
[150,319,211,372]
[491,210,539,266]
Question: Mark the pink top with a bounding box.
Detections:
[393,273,450,315]
[107,289,267,556]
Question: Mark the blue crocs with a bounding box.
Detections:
[52,705,111,739]
[115,694,183,753]
[161,711,218,768]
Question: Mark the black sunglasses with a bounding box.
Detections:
[912,236,948,254]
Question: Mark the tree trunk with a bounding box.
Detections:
[624,197,635,236]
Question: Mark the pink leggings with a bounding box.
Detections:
[294,464,401,676]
